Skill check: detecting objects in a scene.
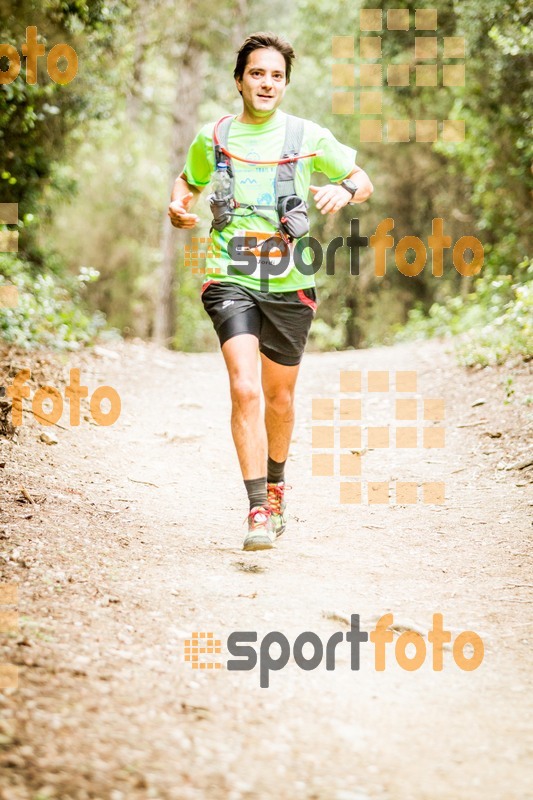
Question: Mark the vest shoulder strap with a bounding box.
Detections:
[216,116,234,149]
[213,116,235,176]
[276,114,305,201]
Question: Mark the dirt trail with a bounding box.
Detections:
[0,339,531,800]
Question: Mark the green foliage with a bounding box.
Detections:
[0,0,120,225]
[1,0,530,353]
[398,259,533,366]
[503,376,515,404]
[41,121,166,334]
[173,267,218,352]
[0,0,128,347]
[355,0,533,355]
[438,0,533,279]
[308,316,349,351]
[0,253,105,348]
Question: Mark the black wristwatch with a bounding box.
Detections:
[340,179,358,202]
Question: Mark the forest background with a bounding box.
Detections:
[0,0,531,367]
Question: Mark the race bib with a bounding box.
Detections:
[231,229,294,280]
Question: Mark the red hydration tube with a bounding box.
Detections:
[213,115,321,165]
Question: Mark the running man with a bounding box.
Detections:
[168,32,373,551]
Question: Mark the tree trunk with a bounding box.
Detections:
[230,0,250,49]
[126,1,150,125]
[153,42,204,346]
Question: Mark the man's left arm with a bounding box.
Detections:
[310,165,373,215]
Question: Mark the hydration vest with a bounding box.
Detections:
[208,114,310,241]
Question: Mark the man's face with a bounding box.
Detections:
[235,47,287,119]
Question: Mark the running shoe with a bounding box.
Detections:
[243,506,275,551]
[267,482,288,538]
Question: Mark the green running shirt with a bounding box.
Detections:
[181,110,357,292]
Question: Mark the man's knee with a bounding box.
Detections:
[264,386,294,415]
[230,376,261,408]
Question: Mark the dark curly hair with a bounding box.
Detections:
[234,32,296,85]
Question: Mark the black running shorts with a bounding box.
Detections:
[201,281,318,366]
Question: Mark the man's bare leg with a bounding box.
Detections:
[221,334,266,480]
[260,352,300,537]
[260,352,300,463]
[222,334,276,549]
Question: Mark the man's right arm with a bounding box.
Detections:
[168,173,203,229]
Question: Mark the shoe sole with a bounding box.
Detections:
[243,535,275,551]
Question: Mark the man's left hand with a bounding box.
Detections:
[310,169,373,214]
[309,184,354,215]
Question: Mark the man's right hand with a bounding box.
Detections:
[168,192,200,229]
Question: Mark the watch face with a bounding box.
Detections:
[342,179,357,195]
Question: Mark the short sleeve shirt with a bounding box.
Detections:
[182,109,357,292]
